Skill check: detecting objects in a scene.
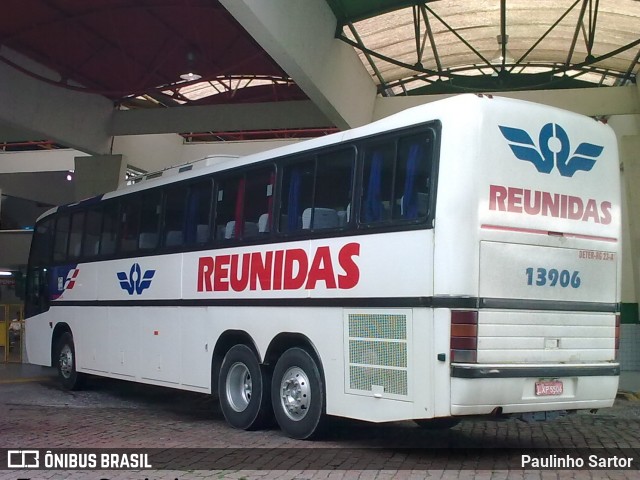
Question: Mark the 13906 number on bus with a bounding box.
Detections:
[525,268,581,288]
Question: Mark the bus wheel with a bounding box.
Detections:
[414,418,460,429]
[271,347,325,440]
[55,332,85,390]
[219,344,271,430]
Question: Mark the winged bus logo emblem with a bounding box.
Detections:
[117,263,155,295]
[499,123,604,177]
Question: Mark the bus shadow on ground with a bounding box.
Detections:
[40,375,639,450]
[44,375,221,419]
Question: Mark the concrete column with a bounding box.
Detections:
[622,136,640,316]
[620,133,640,385]
[220,0,376,129]
[74,154,126,201]
[620,135,640,371]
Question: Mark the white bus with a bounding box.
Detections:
[25,94,621,439]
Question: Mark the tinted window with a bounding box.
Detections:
[243,168,273,238]
[360,131,433,224]
[53,215,70,263]
[83,209,102,257]
[185,180,213,245]
[312,149,353,229]
[119,199,140,253]
[164,185,188,247]
[280,149,354,232]
[100,202,119,256]
[68,211,85,260]
[139,191,161,250]
[214,175,242,240]
[394,134,433,220]
[214,168,273,241]
[30,219,53,267]
[280,159,314,232]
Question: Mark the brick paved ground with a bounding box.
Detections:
[0,371,639,480]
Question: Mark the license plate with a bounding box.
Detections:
[535,380,563,396]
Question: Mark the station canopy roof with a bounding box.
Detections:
[0,1,638,107]
[327,0,640,95]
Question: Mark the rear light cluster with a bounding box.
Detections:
[615,314,620,361]
[450,310,478,363]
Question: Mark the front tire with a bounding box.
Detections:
[271,347,325,440]
[55,332,85,390]
[218,344,272,430]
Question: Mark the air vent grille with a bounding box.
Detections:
[346,312,409,398]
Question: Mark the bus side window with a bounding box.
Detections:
[394,133,432,221]
[119,198,141,253]
[53,214,71,264]
[100,202,119,256]
[313,148,354,229]
[360,142,395,224]
[82,208,102,257]
[164,185,188,248]
[139,190,162,250]
[68,211,85,260]
[25,219,53,318]
[215,168,273,241]
[279,159,314,232]
[214,175,242,240]
[243,167,273,239]
[185,179,213,245]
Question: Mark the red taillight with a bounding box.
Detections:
[450,310,478,363]
[615,314,620,360]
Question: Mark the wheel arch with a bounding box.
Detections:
[264,332,325,382]
[211,330,260,393]
[50,322,72,366]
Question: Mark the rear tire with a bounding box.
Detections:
[271,347,325,440]
[55,332,85,390]
[218,344,272,430]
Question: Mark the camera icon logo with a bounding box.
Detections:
[7,450,40,468]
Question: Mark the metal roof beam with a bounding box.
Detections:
[567,0,589,66]
[219,0,376,129]
[509,0,580,74]
[346,23,388,94]
[500,0,507,72]
[419,5,442,74]
[621,48,640,85]
[425,5,499,75]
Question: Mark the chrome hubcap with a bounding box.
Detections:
[226,362,252,412]
[280,367,310,421]
[59,344,73,379]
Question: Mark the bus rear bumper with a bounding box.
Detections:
[449,363,619,416]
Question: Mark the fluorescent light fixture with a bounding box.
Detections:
[0,271,13,276]
[180,72,202,82]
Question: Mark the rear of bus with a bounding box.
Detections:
[433,95,620,419]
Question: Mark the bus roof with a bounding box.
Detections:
[36,94,608,223]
